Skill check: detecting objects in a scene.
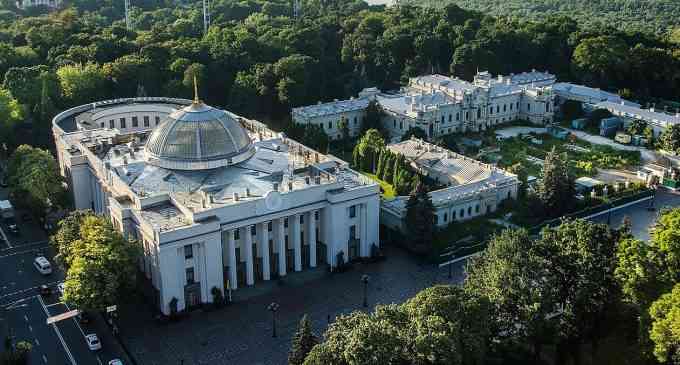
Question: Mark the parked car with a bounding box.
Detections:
[6,217,18,234]
[85,334,101,351]
[57,282,65,297]
[108,359,123,365]
[33,256,52,275]
[38,284,52,296]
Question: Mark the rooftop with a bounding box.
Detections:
[596,101,680,127]
[291,98,370,119]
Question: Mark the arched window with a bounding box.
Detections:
[468,206,472,215]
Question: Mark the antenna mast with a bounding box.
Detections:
[124,0,131,30]
[203,0,211,34]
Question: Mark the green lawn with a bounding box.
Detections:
[363,173,396,198]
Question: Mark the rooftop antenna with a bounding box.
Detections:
[124,0,131,30]
[193,74,200,104]
[202,0,211,34]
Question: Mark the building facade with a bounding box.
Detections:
[292,70,557,142]
[53,97,380,315]
[15,0,61,9]
[380,138,519,231]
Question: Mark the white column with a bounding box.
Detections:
[243,226,254,286]
[360,203,368,257]
[259,222,271,281]
[276,218,286,277]
[292,214,302,272]
[227,229,237,290]
[307,211,317,268]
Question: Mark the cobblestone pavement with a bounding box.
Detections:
[118,246,466,365]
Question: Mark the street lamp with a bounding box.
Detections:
[267,302,279,338]
[361,275,370,308]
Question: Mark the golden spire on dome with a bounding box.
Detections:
[193,74,200,104]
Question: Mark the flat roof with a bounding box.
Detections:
[292,98,370,118]
[596,101,680,127]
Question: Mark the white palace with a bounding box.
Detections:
[53,96,380,314]
[293,70,558,142]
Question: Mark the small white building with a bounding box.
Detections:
[595,101,680,138]
[53,97,380,315]
[15,0,60,9]
[380,138,519,231]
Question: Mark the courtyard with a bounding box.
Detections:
[117,245,465,365]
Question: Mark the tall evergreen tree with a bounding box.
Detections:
[404,182,435,254]
[538,147,574,217]
[288,314,319,365]
[382,151,395,182]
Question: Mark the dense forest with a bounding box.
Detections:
[0,0,679,151]
[403,0,680,35]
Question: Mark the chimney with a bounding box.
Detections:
[288,182,293,191]
[233,192,239,201]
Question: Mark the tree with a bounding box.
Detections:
[660,124,680,155]
[360,100,384,135]
[62,215,140,312]
[352,129,385,172]
[301,124,329,153]
[572,36,628,87]
[404,182,435,254]
[6,145,65,216]
[56,63,109,107]
[0,88,22,147]
[560,100,583,121]
[288,315,319,365]
[465,228,555,362]
[51,210,95,268]
[648,283,680,364]
[304,285,489,365]
[627,119,647,136]
[537,147,574,217]
[1,339,32,365]
[400,126,427,141]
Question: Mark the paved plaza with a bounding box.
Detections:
[118,246,466,365]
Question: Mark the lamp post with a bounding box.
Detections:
[267,302,279,338]
[361,275,370,308]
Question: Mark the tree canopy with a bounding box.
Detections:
[6,144,65,216]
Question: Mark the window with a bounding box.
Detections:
[441,116,444,123]
[349,225,356,239]
[468,207,472,215]
[393,120,396,128]
[349,205,356,218]
[399,121,403,130]
[299,215,304,224]
[268,221,273,231]
[284,218,289,228]
[527,103,531,111]
[434,215,439,224]
[109,120,114,129]
[155,116,160,125]
[448,114,452,122]
[185,267,195,285]
[353,117,357,125]
[456,112,460,121]
[328,121,332,130]
[489,107,493,115]
[465,111,469,120]
[251,225,256,235]
[546,103,550,112]
[444,213,448,222]
[477,109,481,119]
[132,116,139,127]
[503,104,507,112]
[315,211,319,220]
[453,210,456,219]
[143,116,150,127]
[120,118,126,128]
[234,229,240,240]
[496,105,500,113]
[184,245,193,259]
[100,122,104,128]
[516,102,519,110]
[460,209,464,218]
[510,103,513,111]
[285,235,289,246]
[475,204,480,213]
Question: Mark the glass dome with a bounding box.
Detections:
[145,102,254,170]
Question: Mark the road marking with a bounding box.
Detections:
[0,240,48,253]
[35,338,40,346]
[0,281,60,300]
[42,354,47,363]
[63,302,86,338]
[0,245,50,259]
[28,325,32,332]
[0,225,11,248]
[37,294,77,365]
[96,355,103,365]
[23,314,28,322]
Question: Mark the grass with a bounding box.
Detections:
[363,173,396,198]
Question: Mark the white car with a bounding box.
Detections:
[85,334,101,351]
[33,256,52,275]
[108,359,123,365]
[56,282,65,297]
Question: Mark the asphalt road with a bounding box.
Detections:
[0,180,128,365]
